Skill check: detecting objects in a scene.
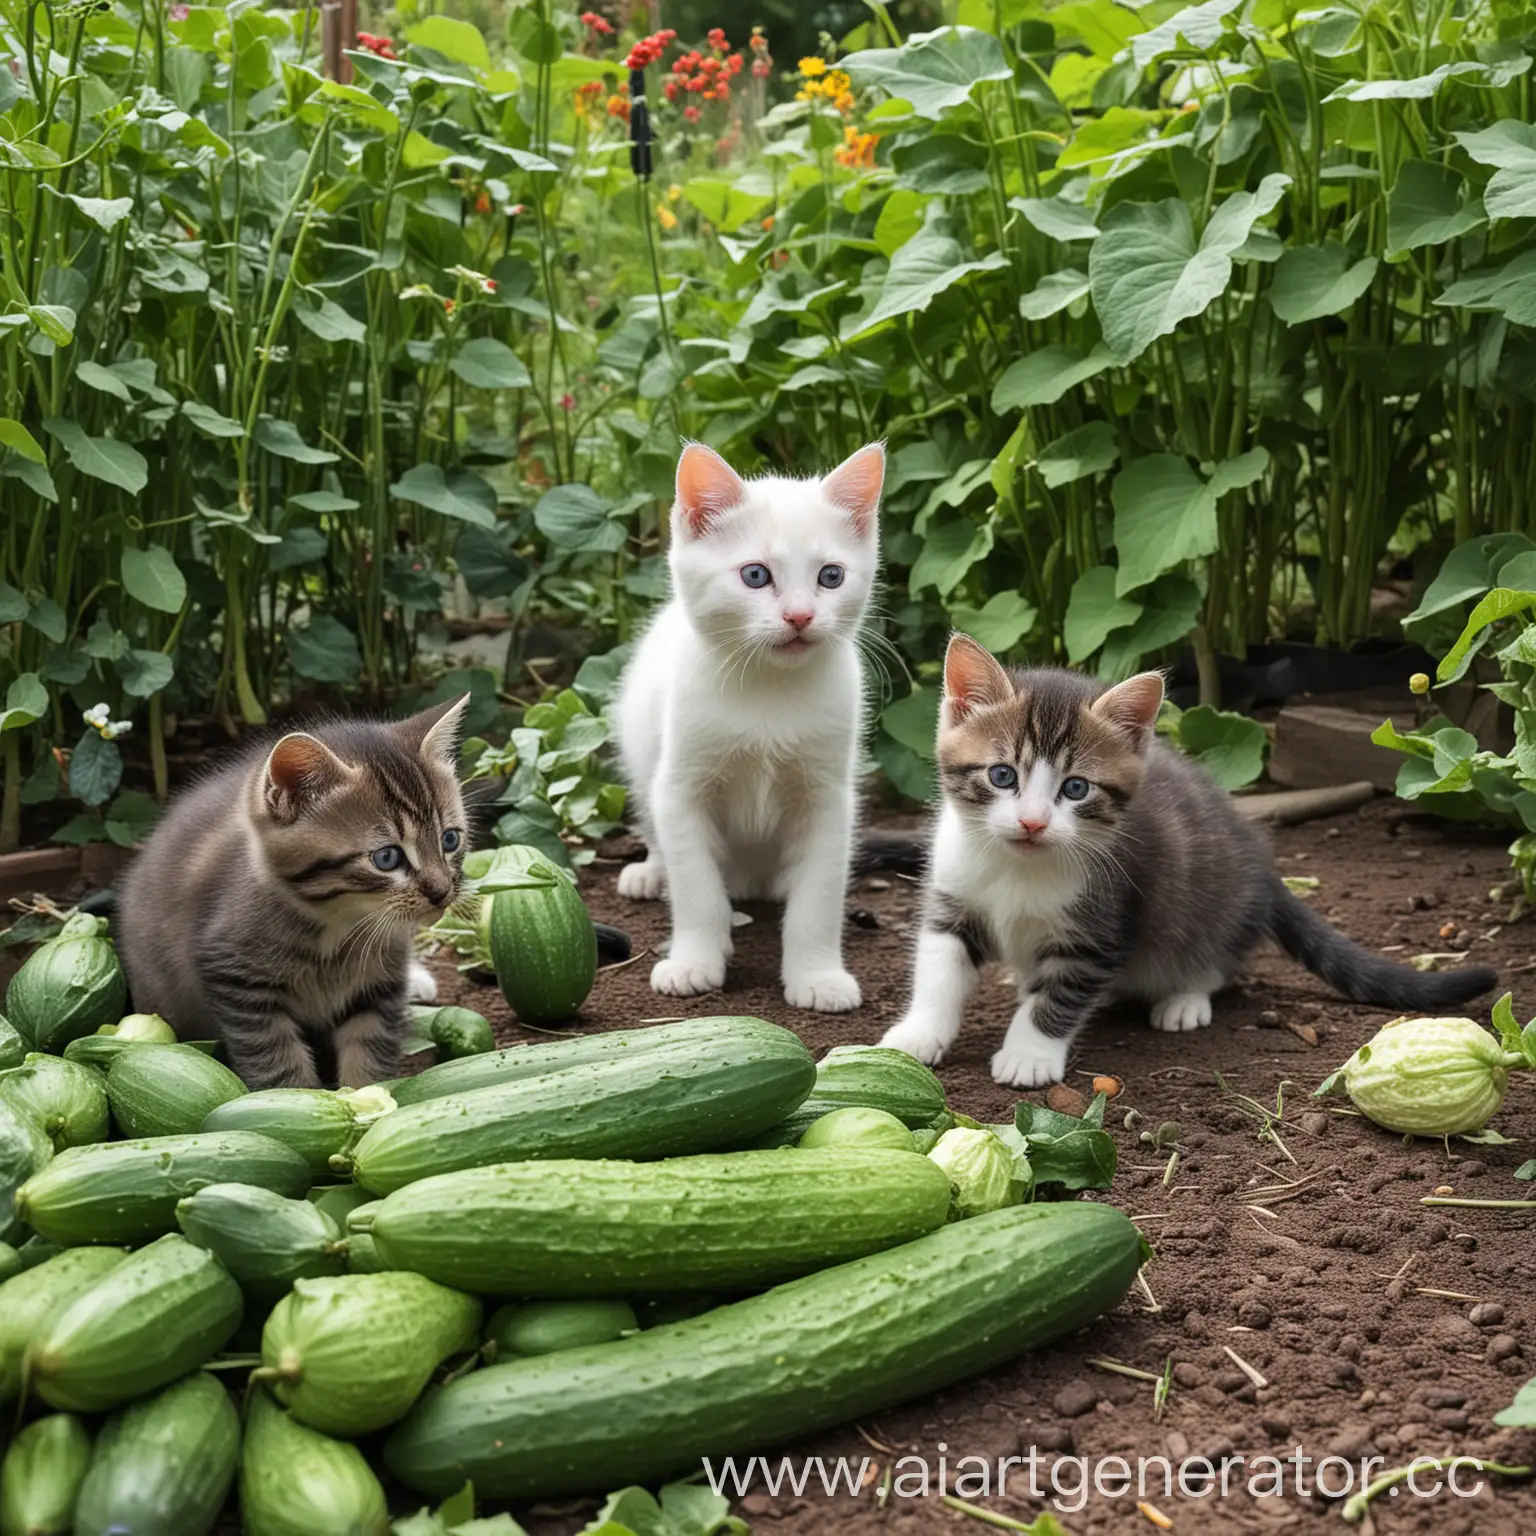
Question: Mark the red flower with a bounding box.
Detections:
[726,52,743,75]
[684,104,700,122]
[664,80,679,100]
[559,393,577,411]
[443,298,456,314]
[473,191,491,214]
[356,31,397,58]
[751,58,770,77]
[579,10,614,33]
[749,27,769,53]
[707,27,728,50]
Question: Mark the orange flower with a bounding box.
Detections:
[834,126,877,169]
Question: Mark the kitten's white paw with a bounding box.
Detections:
[1150,992,1212,1033]
[617,860,665,900]
[406,961,438,1005]
[991,1035,1069,1089]
[783,969,861,1013]
[880,1018,950,1066]
[651,954,727,997]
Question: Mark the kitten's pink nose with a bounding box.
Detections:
[783,609,813,630]
[1017,818,1048,838]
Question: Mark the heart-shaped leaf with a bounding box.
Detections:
[391,464,498,528]
[1386,160,1486,253]
[842,26,1011,119]
[533,484,625,553]
[1457,121,1536,221]
[992,344,1115,410]
[1038,421,1119,489]
[116,649,175,698]
[43,418,147,494]
[0,674,48,733]
[70,729,123,807]
[843,223,1008,339]
[1065,566,1141,662]
[287,613,362,683]
[1269,244,1378,325]
[121,545,187,613]
[450,337,533,390]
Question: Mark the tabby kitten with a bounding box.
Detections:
[881,636,1497,1088]
[116,696,470,1089]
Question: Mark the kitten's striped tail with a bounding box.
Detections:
[852,831,927,879]
[1268,879,1497,1011]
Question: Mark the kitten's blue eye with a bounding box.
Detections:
[987,765,1018,789]
[740,563,772,589]
[818,564,845,589]
[441,828,462,854]
[1061,776,1091,802]
[371,845,405,872]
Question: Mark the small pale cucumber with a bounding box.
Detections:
[798,1106,918,1152]
[385,1203,1148,1499]
[486,1299,638,1359]
[347,1022,815,1195]
[102,1012,178,1043]
[15,1132,312,1246]
[259,1272,481,1436]
[0,1413,90,1536]
[241,1388,388,1536]
[177,1184,346,1303]
[390,1014,762,1106]
[0,1019,23,1072]
[0,1055,109,1152]
[0,1248,127,1406]
[0,1099,51,1247]
[27,1234,244,1412]
[343,1203,388,1275]
[5,919,125,1054]
[362,1149,952,1295]
[414,1005,494,1060]
[106,1045,247,1138]
[752,1044,949,1146]
[307,1184,374,1231]
[486,847,597,1024]
[201,1090,361,1177]
[74,1371,239,1536]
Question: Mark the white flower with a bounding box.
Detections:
[82,703,110,728]
[104,721,132,740]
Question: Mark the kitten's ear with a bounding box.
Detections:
[399,693,470,767]
[821,442,885,536]
[1092,671,1165,741]
[264,733,353,817]
[942,633,1014,724]
[675,442,746,538]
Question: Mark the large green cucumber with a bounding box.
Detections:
[201,1090,362,1177]
[485,1299,638,1360]
[386,1202,1147,1498]
[27,1234,244,1412]
[177,1184,347,1303]
[74,1371,240,1536]
[106,1045,247,1138]
[0,1248,127,1407]
[390,1014,765,1106]
[486,846,597,1024]
[0,1098,51,1246]
[5,918,125,1053]
[751,1044,950,1146]
[15,1133,312,1246]
[361,1149,952,1294]
[0,1055,109,1152]
[347,1021,814,1195]
[0,1412,90,1536]
[0,1018,23,1072]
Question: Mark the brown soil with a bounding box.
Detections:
[424,800,1536,1536]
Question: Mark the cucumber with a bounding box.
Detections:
[752,1044,950,1146]
[0,1248,128,1407]
[177,1184,347,1303]
[346,1021,815,1195]
[240,1388,388,1536]
[342,1203,388,1274]
[74,1371,240,1536]
[0,1100,50,1246]
[486,1299,638,1359]
[798,1106,918,1152]
[102,1012,179,1043]
[27,1234,244,1413]
[15,1132,312,1246]
[258,1272,481,1437]
[0,1413,90,1536]
[386,1202,1147,1498]
[5,917,126,1054]
[0,1019,23,1072]
[12,1237,60,1272]
[201,1090,361,1177]
[413,1005,494,1060]
[361,1149,952,1295]
[0,1243,16,1285]
[390,1014,767,1106]
[106,1045,247,1138]
[486,847,597,1023]
[307,1184,374,1231]
[0,1055,109,1152]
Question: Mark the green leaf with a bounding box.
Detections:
[181,400,245,439]
[1018,268,1090,321]
[1493,1378,1536,1429]
[391,465,498,529]
[1089,175,1290,362]
[43,417,148,494]
[873,189,927,255]
[1437,588,1536,682]
[534,484,624,553]
[843,224,1008,340]
[1269,244,1378,325]
[1099,574,1202,679]
[991,344,1115,410]
[268,526,327,573]
[74,360,132,401]
[103,789,160,848]
[0,673,48,732]
[70,729,122,807]
[1064,565,1141,662]
[1386,160,1486,254]
[1457,122,1536,220]
[1437,251,1536,326]
[287,613,362,684]
[1515,1160,1536,1181]
[0,582,26,623]
[679,178,773,232]
[293,292,366,345]
[1406,533,1533,626]
[121,545,187,614]
[1174,704,1268,788]
[26,599,65,644]
[115,649,174,698]
[909,516,995,597]
[0,419,44,463]
[1015,1098,1117,1192]
[455,527,529,599]
[841,25,1012,119]
[948,590,1038,651]
[56,192,135,231]
[450,338,533,390]
[1130,0,1244,68]
[289,489,360,513]
[1326,61,1490,102]
[881,687,939,757]
[1011,195,1100,243]
[1038,421,1119,489]
[406,15,491,70]
[25,305,75,345]
[254,416,339,464]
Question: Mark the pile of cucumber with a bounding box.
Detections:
[0,917,1148,1534]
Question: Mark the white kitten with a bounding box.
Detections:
[613,441,885,1011]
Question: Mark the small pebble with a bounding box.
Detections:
[1470,1302,1505,1327]
[1052,1380,1100,1418]
[1033,1423,1074,1452]
[1172,1362,1203,1388]
[1257,1009,1282,1028]
[1489,1334,1522,1362]
[1434,1185,1455,1196]
[1458,1160,1487,1178]
[740,1495,774,1517]
[1326,827,1341,839]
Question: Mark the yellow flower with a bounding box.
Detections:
[834,89,856,113]
[825,69,851,94]
[656,202,678,230]
[667,182,683,203]
[798,56,827,77]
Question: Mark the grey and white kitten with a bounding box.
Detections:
[881,635,1497,1088]
[117,696,470,1089]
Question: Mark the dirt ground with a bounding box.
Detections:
[424,799,1536,1536]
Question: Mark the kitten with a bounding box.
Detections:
[614,441,885,1011]
[881,635,1497,1088]
[116,697,470,1089]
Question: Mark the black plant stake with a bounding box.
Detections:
[629,66,653,180]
